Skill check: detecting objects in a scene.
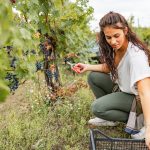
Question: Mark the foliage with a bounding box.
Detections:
[128,15,150,46]
[135,27,150,46]
[14,0,94,55]
[0,1,37,102]
[0,0,94,102]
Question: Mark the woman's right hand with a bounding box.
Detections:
[72,63,89,73]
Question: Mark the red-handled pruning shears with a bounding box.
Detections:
[66,62,81,73]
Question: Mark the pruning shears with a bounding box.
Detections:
[65,61,81,73]
[66,61,75,68]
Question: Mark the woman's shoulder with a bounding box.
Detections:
[127,42,149,66]
[128,42,146,57]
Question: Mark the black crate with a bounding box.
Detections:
[90,129,148,150]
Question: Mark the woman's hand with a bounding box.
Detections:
[145,127,150,149]
[72,63,89,73]
[72,63,110,73]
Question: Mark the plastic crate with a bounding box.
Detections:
[90,129,148,150]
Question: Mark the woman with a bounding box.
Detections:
[73,11,150,149]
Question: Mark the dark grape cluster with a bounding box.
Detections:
[30,49,36,54]
[54,71,59,81]
[45,70,53,78]
[4,46,13,55]
[5,73,19,91]
[24,49,36,56]
[39,44,51,57]
[45,69,59,82]
[35,61,43,71]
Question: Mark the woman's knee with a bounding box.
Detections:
[87,71,104,85]
[91,99,105,117]
[88,71,96,85]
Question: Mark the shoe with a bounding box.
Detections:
[88,117,118,126]
[131,126,145,139]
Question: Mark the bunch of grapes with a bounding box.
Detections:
[24,49,36,56]
[35,61,43,71]
[5,73,19,91]
[30,49,36,55]
[4,46,13,55]
[39,44,50,57]
[54,71,59,81]
[45,70,53,78]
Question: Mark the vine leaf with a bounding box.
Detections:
[0,80,10,102]
[20,28,31,40]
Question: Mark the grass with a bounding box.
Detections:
[0,71,131,150]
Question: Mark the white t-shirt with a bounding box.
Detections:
[115,42,150,95]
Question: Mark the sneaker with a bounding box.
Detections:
[88,117,118,126]
[131,126,145,139]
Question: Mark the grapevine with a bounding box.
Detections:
[0,0,94,102]
[5,73,19,92]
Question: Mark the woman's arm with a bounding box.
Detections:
[73,63,110,73]
[137,77,150,149]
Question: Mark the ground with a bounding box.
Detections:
[0,81,30,115]
[0,75,132,150]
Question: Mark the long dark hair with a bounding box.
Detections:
[99,11,150,81]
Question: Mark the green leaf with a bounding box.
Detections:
[32,0,39,5]
[20,28,31,40]
[0,80,10,102]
